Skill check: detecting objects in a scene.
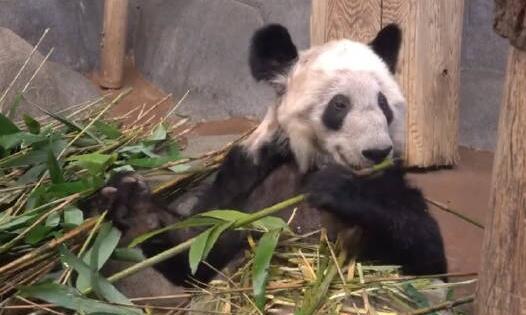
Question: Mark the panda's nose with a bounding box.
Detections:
[362,146,392,163]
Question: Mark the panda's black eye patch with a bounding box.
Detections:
[322,94,351,130]
[378,92,393,124]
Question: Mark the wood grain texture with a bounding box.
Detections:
[384,0,463,167]
[99,0,129,89]
[476,46,526,315]
[310,0,381,45]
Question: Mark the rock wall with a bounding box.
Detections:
[0,27,100,118]
[133,0,311,120]
[0,0,507,151]
[459,0,509,151]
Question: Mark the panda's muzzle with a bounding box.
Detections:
[361,146,392,164]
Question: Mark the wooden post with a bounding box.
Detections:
[310,0,464,168]
[476,1,526,313]
[99,0,128,89]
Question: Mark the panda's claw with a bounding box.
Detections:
[88,172,156,230]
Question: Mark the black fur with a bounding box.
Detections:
[378,92,393,124]
[322,94,352,130]
[249,24,298,82]
[370,24,402,74]
[305,164,447,276]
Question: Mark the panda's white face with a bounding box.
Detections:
[246,24,405,172]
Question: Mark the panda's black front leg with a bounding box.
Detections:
[305,165,447,276]
[193,135,291,212]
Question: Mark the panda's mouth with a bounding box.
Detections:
[334,146,367,171]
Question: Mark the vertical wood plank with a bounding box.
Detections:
[383,0,463,167]
[475,46,526,315]
[99,0,129,89]
[310,0,381,45]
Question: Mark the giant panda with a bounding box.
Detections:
[88,23,447,288]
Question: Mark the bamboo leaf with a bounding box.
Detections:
[0,112,20,135]
[60,247,140,310]
[189,227,213,275]
[63,206,84,227]
[16,164,47,184]
[23,114,41,134]
[112,247,145,263]
[20,282,140,315]
[68,152,117,175]
[147,123,167,142]
[93,120,122,139]
[128,216,221,248]
[0,132,46,150]
[253,229,281,310]
[203,221,234,259]
[76,223,121,291]
[24,224,53,245]
[40,108,101,143]
[47,149,64,184]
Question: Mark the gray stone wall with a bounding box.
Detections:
[459,0,508,151]
[0,0,507,151]
[133,0,311,120]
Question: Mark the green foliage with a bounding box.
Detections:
[253,229,281,310]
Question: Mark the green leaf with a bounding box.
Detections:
[60,247,139,309]
[0,113,20,135]
[63,206,84,227]
[0,139,67,168]
[16,164,46,185]
[7,93,23,118]
[252,216,290,232]
[168,163,191,173]
[45,212,61,227]
[128,217,221,248]
[203,221,233,259]
[40,108,101,143]
[0,213,38,231]
[199,210,249,222]
[111,164,135,173]
[189,227,213,275]
[117,143,158,158]
[23,114,41,134]
[76,223,121,291]
[127,155,180,168]
[402,283,436,314]
[20,282,140,315]
[24,224,53,245]
[112,247,145,263]
[68,152,117,176]
[253,229,281,310]
[147,123,167,142]
[93,120,122,139]
[0,132,46,150]
[47,150,64,184]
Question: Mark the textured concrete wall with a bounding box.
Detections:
[0,0,506,151]
[133,0,311,120]
[459,0,508,151]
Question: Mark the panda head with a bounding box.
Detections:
[245,24,405,173]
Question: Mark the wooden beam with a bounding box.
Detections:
[310,0,381,45]
[310,0,464,167]
[99,0,129,89]
[475,27,526,315]
[383,0,463,167]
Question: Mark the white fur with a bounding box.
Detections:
[245,38,407,172]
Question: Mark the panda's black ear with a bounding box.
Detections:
[370,24,402,74]
[249,24,298,83]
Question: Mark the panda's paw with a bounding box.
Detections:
[88,172,156,230]
[304,165,356,214]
